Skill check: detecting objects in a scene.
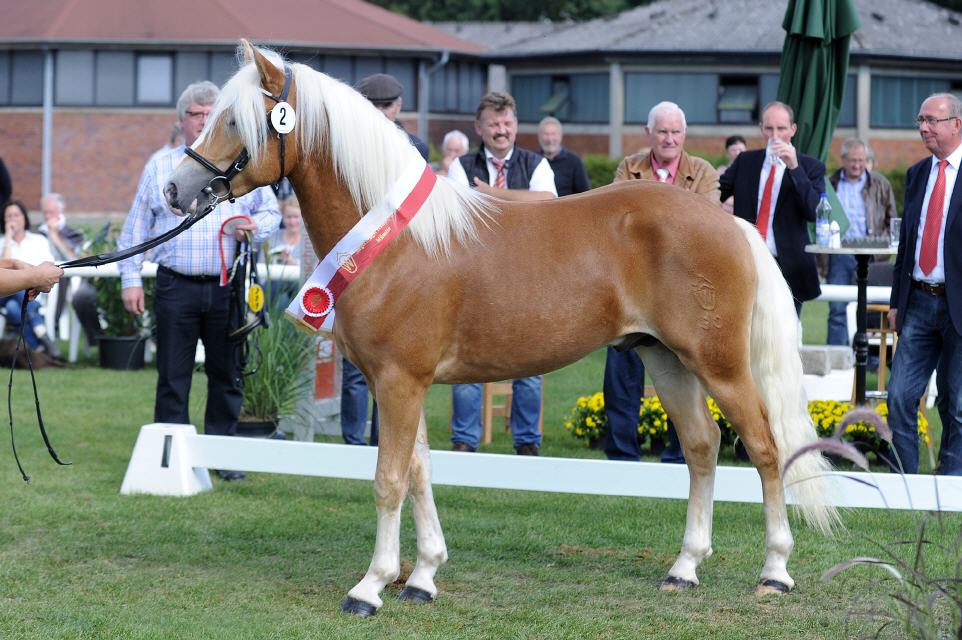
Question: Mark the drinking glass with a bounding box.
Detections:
[889,217,902,248]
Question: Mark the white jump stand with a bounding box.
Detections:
[120,423,212,496]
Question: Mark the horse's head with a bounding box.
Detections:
[165,40,301,215]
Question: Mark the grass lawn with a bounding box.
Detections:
[0,309,956,639]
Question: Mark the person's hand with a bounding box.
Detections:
[233,220,258,242]
[769,138,798,170]
[122,286,145,316]
[24,262,64,299]
[887,308,898,332]
[472,177,498,196]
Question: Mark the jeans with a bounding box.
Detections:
[341,358,378,446]
[0,292,45,348]
[887,287,962,475]
[450,377,542,449]
[602,347,684,463]
[826,254,856,346]
[153,270,242,437]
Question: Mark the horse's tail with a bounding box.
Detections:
[736,218,840,535]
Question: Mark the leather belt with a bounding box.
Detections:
[912,279,946,296]
[158,265,219,283]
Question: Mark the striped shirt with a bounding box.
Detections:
[118,145,281,289]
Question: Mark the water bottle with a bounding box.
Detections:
[815,193,832,247]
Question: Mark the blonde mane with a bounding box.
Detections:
[206,50,496,258]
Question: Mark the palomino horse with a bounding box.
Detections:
[165,42,838,616]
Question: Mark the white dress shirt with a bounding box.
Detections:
[913,142,962,283]
[757,152,787,257]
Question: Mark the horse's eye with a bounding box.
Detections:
[227,119,237,129]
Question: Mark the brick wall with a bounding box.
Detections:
[1,109,177,216]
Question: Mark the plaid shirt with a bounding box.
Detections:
[118,145,281,289]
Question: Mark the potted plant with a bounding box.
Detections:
[237,295,314,437]
[93,275,153,370]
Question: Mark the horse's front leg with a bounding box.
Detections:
[341,379,425,617]
[398,412,448,603]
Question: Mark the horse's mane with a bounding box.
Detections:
[206,50,496,259]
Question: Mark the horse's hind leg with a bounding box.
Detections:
[341,377,425,616]
[398,412,448,603]
[637,343,721,590]
[702,373,795,595]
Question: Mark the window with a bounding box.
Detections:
[429,62,486,115]
[0,53,9,104]
[322,56,352,83]
[209,52,236,88]
[511,73,609,123]
[56,50,95,105]
[871,76,950,128]
[10,51,44,106]
[717,77,757,124]
[760,72,857,127]
[174,52,208,100]
[624,73,717,124]
[136,54,173,104]
[96,51,135,106]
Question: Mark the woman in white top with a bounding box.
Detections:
[0,200,60,355]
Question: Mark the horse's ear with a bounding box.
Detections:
[244,40,285,94]
[240,39,255,64]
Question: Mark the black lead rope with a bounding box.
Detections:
[8,296,71,481]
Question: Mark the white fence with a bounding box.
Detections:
[121,424,962,512]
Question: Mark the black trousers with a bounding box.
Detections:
[153,268,242,437]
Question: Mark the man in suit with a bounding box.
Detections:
[720,101,825,314]
[887,92,962,476]
[603,101,720,463]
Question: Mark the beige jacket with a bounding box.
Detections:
[614,149,721,203]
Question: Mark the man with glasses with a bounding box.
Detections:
[117,80,281,482]
[602,101,719,464]
[887,93,962,475]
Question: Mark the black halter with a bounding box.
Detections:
[185,64,293,202]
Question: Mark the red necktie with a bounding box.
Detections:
[919,159,949,275]
[491,158,506,189]
[756,160,776,240]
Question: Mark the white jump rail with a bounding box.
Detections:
[121,424,962,512]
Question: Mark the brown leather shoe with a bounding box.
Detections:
[516,443,540,456]
[451,442,476,452]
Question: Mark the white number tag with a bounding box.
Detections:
[270,102,296,134]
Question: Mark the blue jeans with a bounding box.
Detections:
[887,288,962,475]
[341,358,378,445]
[0,292,44,349]
[450,377,542,449]
[826,254,856,346]
[602,347,684,463]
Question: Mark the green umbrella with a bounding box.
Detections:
[776,0,861,234]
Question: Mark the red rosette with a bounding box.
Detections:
[301,286,334,318]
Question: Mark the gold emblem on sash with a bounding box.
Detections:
[337,252,358,274]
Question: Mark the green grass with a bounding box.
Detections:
[0,348,957,639]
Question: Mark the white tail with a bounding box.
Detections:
[735,218,841,534]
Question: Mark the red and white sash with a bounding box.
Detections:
[285,160,437,333]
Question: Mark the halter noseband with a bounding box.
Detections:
[185,64,293,206]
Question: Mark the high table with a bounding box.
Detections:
[805,244,897,405]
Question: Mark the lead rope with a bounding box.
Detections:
[7,295,70,481]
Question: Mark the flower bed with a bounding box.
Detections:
[565,393,929,456]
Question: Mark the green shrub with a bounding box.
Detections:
[583,154,620,189]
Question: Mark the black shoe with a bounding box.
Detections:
[38,335,62,360]
[516,444,540,456]
[214,469,246,481]
[451,442,476,452]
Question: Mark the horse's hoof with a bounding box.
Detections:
[659,575,696,591]
[398,586,434,604]
[755,579,792,596]
[341,596,378,617]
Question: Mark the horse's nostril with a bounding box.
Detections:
[164,182,179,209]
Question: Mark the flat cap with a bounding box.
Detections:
[355,73,403,102]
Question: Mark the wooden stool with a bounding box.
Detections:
[481,380,544,444]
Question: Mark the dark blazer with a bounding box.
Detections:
[720,148,825,302]
[891,156,962,335]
